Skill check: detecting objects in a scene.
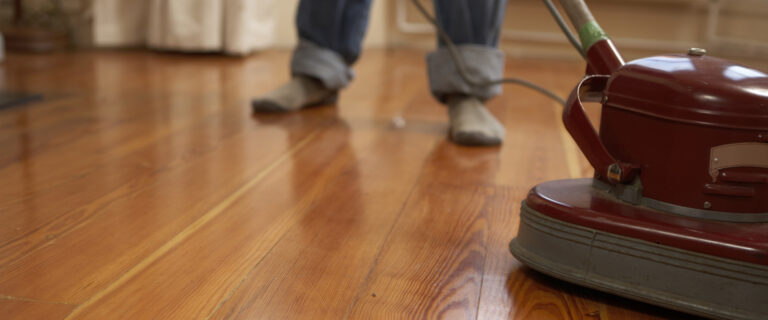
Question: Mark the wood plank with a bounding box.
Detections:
[205,132,437,320]
[0,107,237,263]
[493,60,584,187]
[0,52,295,254]
[346,180,495,319]
[0,72,239,241]
[67,88,440,319]
[0,114,322,303]
[0,49,696,319]
[475,186,527,320]
[342,128,518,318]
[64,125,357,319]
[506,267,699,320]
[0,296,75,320]
[0,107,327,267]
[0,50,286,190]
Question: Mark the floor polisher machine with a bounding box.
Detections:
[509,1,768,319]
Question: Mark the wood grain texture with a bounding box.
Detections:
[346,181,493,319]
[0,50,700,319]
[0,296,75,320]
[207,131,437,320]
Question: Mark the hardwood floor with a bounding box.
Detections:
[0,49,696,319]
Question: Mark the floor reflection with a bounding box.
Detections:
[251,104,364,253]
[423,139,502,186]
[506,267,704,320]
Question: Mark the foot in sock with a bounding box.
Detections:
[252,76,337,112]
[447,95,506,146]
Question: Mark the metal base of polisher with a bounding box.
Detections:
[509,179,768,320]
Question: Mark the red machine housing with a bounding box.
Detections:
[565,40,768,220]
[512,4,768,318]
[603,54,768,215]
[514,42,768,319]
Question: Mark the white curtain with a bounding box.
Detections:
[93,0,275,55]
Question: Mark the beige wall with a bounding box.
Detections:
[384,0,768,63]
[9,0,767,64]
[270,0,768,64]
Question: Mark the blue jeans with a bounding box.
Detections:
[291,0,508,102]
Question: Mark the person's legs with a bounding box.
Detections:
[252,0,373,112]
[429,0,508,146]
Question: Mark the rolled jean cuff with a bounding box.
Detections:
[426,44,505,103]
[290,40,354,90]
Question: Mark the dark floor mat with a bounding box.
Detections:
[0,91,43,110]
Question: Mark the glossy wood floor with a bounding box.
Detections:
[0,49,698,319]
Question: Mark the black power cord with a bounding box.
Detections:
[410,0,585,106]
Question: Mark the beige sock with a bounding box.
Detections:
[252,76,337,112]
[447,95,505,146]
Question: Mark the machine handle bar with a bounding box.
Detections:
[563,75,637,184]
